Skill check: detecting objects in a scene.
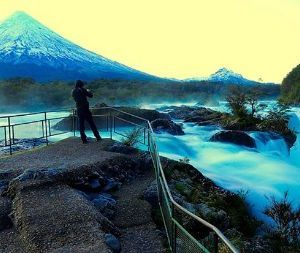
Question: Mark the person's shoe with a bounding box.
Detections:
[82,140,89,144]
[96,136,102,142]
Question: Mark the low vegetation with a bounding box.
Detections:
[121,127,143,147]
[0,77,280,113]
[224,86,296,148]
[264,192,300,252]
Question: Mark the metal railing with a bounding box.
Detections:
[0,109,73,155]
[0,107,239,253]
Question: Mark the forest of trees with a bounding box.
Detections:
[0,77,280,113]
[281,63,300,104]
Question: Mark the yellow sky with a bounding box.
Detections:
[1,0,300,83]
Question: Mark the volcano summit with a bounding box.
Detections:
[0,12,156,81]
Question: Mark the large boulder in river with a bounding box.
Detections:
[210,131,256,148]
[151,119,184,135]
[54,106,170,131]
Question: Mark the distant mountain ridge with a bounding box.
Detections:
[185,67,278,86]
[0,11,158,81]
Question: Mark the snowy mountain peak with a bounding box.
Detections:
[209,67,244,82]
[4,11,36,22]
[0,12,156,81]
[1,11,43,33]
[185,67,258,85]
[213,67,238,76]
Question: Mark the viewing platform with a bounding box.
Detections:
[0,137,165,253]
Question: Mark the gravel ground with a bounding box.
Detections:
[0,137,118,180]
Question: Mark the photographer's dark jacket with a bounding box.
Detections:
[72,88,93,111]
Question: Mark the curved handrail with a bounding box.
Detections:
[104,106,239,252]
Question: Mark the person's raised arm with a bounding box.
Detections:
[84,88,93,98]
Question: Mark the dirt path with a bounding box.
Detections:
[113,171,165,253]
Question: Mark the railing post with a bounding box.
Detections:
[214,232,219,253]
[172,204,177,253]
[48,120,51,136]
[42,120,45,138]
[110,111,113,139]
[44,112,48,145]
[147,124,150,151]
[4,126,7,147]
[72,109,76,137]
[12,125,15,144]
[8,116,12,155]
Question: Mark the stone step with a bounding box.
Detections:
[12,183,112,253]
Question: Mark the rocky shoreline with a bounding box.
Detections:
[0,138,48,157]
[160,105,296,149]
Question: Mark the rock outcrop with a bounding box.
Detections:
[151,119,184,135]
[210,130,256,148]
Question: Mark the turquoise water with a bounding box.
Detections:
[153,103,300,221]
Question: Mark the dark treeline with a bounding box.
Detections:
[281,63,300,104]
[0,77,280,113]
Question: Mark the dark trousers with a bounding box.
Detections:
[77,109,100,142]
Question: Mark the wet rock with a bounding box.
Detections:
[166,106,224,124]
[104,233,121,253]
[0,197,12,231]
[0,138,48,156]
[92,194,117,212]
[210,130,256,148]
[88,178,102,190]
[11,168,62,184]
[102,179,120,192]
[107,143,138,155]
[151,119,184,135]
[0,180,8,195]
[55,106,170,131]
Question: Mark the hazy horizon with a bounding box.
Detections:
[1,0,300,83]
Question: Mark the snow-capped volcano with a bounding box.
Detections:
[208,67,249,84]
[185,67,273,85]
[0,11,156,81]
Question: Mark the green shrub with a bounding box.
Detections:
[121,127,143,147]
[264,191,300,252]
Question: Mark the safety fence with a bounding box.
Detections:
[0,107,239,253]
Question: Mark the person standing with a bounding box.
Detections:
[72,80,101,143]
